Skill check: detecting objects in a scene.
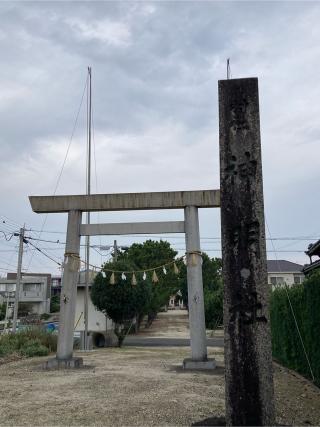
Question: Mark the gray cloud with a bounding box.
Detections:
[0,1,319,274]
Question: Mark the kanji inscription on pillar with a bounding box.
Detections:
[219,78,275,426]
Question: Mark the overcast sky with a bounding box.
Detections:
[0,1,319,276]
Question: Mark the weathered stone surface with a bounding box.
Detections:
[219,78,275,425]
[29,190,220,213]
[42,357,83,370]
[80,221,185,236]
[56,210,82,360]
[183,358,216,370]
[184,206,208,362]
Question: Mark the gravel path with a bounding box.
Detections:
[0,346,319,426]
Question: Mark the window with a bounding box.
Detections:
[23,283,41,293]
[3,284,16,292]
[52,279,61,288]
[294,275,303,285]
[270,277,284,286]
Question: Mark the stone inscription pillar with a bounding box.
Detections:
[219,78,275,425]
[57,210,82,360]
[184,206,207,361]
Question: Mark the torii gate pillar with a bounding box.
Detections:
[183,205,215,369]
[43,210,83,369]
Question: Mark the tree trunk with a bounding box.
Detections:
[114,324,126,347]
[146,312,157,328]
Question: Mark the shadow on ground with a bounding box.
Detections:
[191,417,289,426]
[192,416,226,426]
[168,364,225,376]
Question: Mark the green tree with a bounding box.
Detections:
[91,260,153,347]
[179,254,223,329]
[50,295,60,313]
[0,303,6,321]
[119,240,180,327]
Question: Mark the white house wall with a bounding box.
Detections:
[75,288,113,332]
[268,272,304,289]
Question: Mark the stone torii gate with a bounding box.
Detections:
[29,189,220,370]
[29,77,275,426]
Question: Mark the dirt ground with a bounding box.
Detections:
[0,346,320,426]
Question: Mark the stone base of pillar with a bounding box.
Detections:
[41,357,83,370]
[183,358,216,370]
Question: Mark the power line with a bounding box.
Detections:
[22,235,311,254]
[23,233,320,244]
[0,215,22,228]
[0,231,15,241]
[26,74,89,272]
[26,240,62,267]
[0,267,18,273]
[26,228,320,242]
[27,229,66,234]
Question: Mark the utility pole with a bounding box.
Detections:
[4,291,11,332]
[113,240,118,262]
[12,227,25,333]
[83,66,92,351]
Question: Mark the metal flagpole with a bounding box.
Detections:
[84,66,92,350]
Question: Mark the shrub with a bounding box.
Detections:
[0,338,16,357]
[0,327,57,359]
[204,286,223,329]
[270,271,320,386]
[20,339,49,357]
[50,295,60,313]
[0,303,6,321]
[18,303,33,317]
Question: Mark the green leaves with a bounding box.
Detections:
[270,271,320,386]
[90,240,181,338]
[91,260,153,326]
[120,240,179,316]
[178,254,223,329]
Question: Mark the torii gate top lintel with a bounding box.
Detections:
[29,189,220,214]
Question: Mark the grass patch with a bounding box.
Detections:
[0,328,57,358]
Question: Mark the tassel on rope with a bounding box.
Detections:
[110,272,115,285]
[143,272,147,281]
[152,270,159,284]
[173,263,179,275]
[131,273,137,286]
[121,272,127,281]
[163,266,167,275]
[102,271,106,278]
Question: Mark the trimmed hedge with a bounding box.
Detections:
[270,271,320,386]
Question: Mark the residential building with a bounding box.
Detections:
[0,275,50,315]
[267,260,304,288]
[7,272,51,302]
[303,239,320,275]
[75,270,114,345]
[51,275,62,296]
